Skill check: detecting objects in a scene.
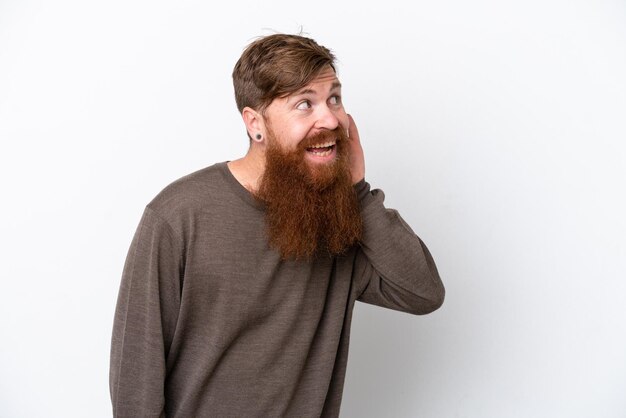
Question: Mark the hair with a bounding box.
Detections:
[232,34,336,115]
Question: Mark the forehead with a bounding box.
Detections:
[308,66,340,86]
[296,66,340,93]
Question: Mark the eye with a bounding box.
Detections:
[329,95,341,105]
[296,100,311,110]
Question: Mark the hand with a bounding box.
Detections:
[347,114,365,184]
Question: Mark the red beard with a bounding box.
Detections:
[255,127,363,260]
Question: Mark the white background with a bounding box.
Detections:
[1,0,625,417]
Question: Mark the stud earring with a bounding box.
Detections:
[255,133,262,141]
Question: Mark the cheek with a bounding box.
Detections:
[286,129,310,150]
[280,118,309,139]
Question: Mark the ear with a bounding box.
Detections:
[242,106,266,141]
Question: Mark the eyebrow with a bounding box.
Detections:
[293,81,342,97]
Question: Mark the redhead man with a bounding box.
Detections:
[110,34,444,417]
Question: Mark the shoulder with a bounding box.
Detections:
[145,162,233,224]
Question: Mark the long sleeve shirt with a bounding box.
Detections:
[109,161,444,417]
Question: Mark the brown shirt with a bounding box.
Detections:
[109,162,444,417]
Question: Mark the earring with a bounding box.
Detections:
[255,133,262,141]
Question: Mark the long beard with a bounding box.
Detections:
[255,127,363,260]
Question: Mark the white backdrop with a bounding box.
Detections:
[1,0,625,417]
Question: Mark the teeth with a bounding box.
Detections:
[310,148,333,157]
[309,141,336,149]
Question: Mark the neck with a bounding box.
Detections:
[227,145,266,193]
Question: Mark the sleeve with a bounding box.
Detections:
[353,180,445,315]
[109,206,183,417]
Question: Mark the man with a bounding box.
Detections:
[110,34,444,417]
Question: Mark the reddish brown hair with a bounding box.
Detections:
[232,34,336,114]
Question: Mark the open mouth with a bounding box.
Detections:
[305,140,336,157]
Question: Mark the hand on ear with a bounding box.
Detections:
[347,114,365,184]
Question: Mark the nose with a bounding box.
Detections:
[314,104,340,131]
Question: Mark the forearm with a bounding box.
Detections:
[354,181,445,314]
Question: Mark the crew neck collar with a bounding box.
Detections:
[218,161,264,210]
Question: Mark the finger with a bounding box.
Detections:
[347,114,360,143]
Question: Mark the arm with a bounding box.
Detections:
[347,115,445,315]
[353,181,445,315]
[110,206,182,417]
